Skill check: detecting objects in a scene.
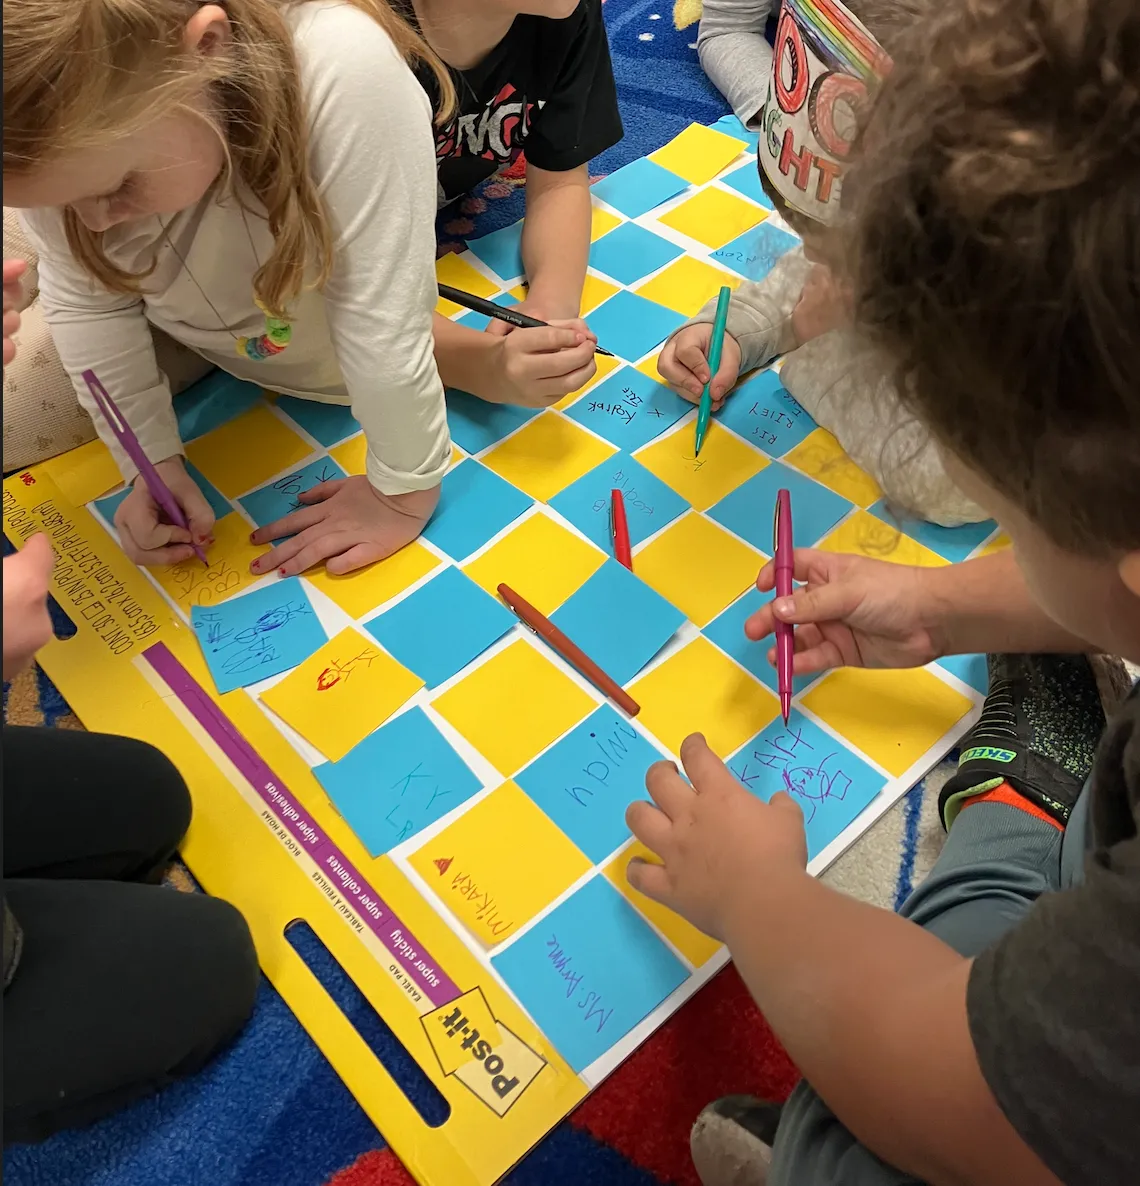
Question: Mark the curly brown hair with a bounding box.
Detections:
[846,0,1140,554]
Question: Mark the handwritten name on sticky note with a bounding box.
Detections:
[152,512,269,613]
[490,875,687,1073]
[261,627,424,762]
[190,576,326,694]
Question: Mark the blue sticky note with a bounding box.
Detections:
[175,370,264,442]
[190,577,326,694]
[551,561,684,686]
[316,706,482,855]
[589,223,685,286]
[710,114,761,149]
[711,222,800,282]
[564,367,692,451]
[586,290,687,363]
[465,222,525,283]
[275,396,359,447]
[936,653,989,695]
[709,460,852,553]
[517,707,663,863]
[492,876,687,1073]
[93,460,230,527]
[422,460,531,560]
[445,387,540,455]
[454,293,520,334]
[866,502,1000,564]
[591,158,690,219]
[717,370,816,457]
[550,452,689,551]
[365,566,515,688]
[703,586,818,699]
[720,160,773,209]
[238,457,347,538]
[728,712,885,859]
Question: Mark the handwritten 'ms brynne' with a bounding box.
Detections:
[564,720,641,808]
[545,933,612,1034]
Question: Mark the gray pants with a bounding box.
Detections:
[769,788,1091,1185]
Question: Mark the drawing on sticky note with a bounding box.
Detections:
[196,597,312,681]
[434,856,453,876]
[315,644,378,691]
[731,721,850,826]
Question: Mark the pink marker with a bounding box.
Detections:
[773,488,794,724]
[83,369,208,565]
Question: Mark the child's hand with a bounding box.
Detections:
[790,265,853,346]
[3,534,56,680]
[746,549,942,674]
[487,321,598,407]
[657,324,742,410]
[250,475,437,577]
[115,456,216,566]
[626,733,809,941]
[4,259,28,367]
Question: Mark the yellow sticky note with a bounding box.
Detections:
[581,273,622,316]
[329,433,367,477]
[43,438,124,505]
[782,429,882,508]
[800,667,974,777]
[481,412,617,503]
[185,405,313,500]
[635,511,764,627]
[462,512,604,615]
[152,512,269,612]
[432,639,596,775]
[436,252,500,316]
[635,354,666,385]
[657,187,767,250]
[635,420,766,511]
[634,256,742,318]
[630,636,778,758]
[306,541,439,619]
[649,123,746,186]
[604,842,722,967]
[554,351,622,411]
[819,510,948,569]
[261,627,423,762]
[590,205,623,242]
[410,781,592,946]
[978,531,1011,557]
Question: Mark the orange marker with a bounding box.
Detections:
[497,583,640,717]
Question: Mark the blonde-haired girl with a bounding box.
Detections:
[4,0,457,576]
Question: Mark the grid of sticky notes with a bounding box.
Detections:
[83,117,997,1085]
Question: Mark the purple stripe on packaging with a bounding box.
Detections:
[143,641,460,1009]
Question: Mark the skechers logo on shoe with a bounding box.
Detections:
[960,746,1016,765]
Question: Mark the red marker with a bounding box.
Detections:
[773,488,794,724]
[610,489,632,570]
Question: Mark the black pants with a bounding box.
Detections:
[3,727,260,1145]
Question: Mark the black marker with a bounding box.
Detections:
[438,283,615,357]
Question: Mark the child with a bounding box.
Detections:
[697,0,776,131]
[3,0,456,577]
[628,0,1140,1183]
[3,288,259,1144]
[412,0,624,406]
[659,0,986,527]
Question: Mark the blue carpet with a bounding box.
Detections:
[4,4,732,1182]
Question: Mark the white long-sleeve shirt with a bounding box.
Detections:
[20,1,450,496]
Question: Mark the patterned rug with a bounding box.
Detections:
[3,4,954,1182]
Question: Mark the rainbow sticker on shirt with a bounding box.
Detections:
[237,298,293,361]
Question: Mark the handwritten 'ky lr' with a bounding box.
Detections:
[191,576,326,695]
[260,626,424,762]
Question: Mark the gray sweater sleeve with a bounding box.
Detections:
[697,0,775,127]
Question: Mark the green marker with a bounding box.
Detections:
[694,285,732,457]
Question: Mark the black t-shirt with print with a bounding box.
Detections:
[411,0,623,202]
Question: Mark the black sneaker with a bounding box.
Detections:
[690,1095,783,1186]
[939,653,1106,830]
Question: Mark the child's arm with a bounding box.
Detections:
[697,0,776,128]
[514,163,592,322]
[658,246,812,404]
[627,747,1064,1185]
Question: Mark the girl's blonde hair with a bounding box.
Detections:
[3,0,456,317]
